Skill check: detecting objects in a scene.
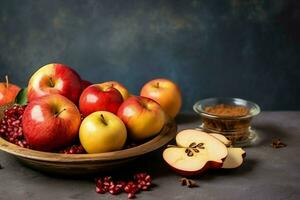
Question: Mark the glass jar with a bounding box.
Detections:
[193,97,260,146]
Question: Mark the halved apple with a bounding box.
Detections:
[163,129,228,176]
[209,133,232,147]
[222,148,246,169]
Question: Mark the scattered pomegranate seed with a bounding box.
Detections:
[59,144,86,154]
[128,193,135,199]
[94,172,152,199]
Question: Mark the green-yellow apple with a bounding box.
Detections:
[79,84,123,116]
[140,78,182,118]
[27,63,82,104]
[117,96,165,141]
[22,94,81,151]
[0,75,20,106]
[79,111,127,153]
[98,81,130,100]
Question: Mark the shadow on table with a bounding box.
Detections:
[251,123,288,148]
[197,158,258,181]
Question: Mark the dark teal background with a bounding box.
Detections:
[0,0,299,111]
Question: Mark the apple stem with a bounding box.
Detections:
[49,77,54,87]
[55,108,66,117]
[100,114,108,126]
[5,75,9,88]
[156,82,159,88]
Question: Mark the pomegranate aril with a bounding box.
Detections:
[108,189,115,194]
[109,187,121,195]
[104,176,112,181]
[0,105,28,148]
[59,145,86,154]
[116,180,126,189]
[128,193,135,199]
[145,175,151,182]
[124,185,131,193]
[96,178,103,185]
[95,172,152,198]
[109,185,115,190]
[141,186,148,191]
[127,181,134,185]
[96,187,105,194]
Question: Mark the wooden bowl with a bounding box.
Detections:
[0,104,177,175]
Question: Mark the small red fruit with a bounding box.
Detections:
[0,76,21,106]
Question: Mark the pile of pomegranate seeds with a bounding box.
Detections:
[59,144,86,154]
[95,172,152,199]
[0,105,29,148]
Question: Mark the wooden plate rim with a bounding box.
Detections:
[0,120,177,163]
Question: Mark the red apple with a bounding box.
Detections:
[0,75,20,106]
[98,81,130,100]
[140,78,182,118]
[80,79,92,92]
[22,94,81,151]
[117,96,165,141]
[79,84,123,116]
[27,63,82,104]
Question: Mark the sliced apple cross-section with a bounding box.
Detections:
[222,148,246,169]
[208,133,246,169]
[209,133,232,147]
[163,130,228,176]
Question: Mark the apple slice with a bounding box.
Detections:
[175,130,228,161]
[209,133,232,147]
[208,133,245,169]
[222,148,246,169]
[163,129,228,176]
[163,147,214,176]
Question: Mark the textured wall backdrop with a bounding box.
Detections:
[0,0,299,111]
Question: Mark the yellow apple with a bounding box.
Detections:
[140,78,182,118]
[79,111,127,153]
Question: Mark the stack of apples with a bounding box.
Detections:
[6,63,182,153]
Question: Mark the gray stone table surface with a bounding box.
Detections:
[0,112,300,200]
